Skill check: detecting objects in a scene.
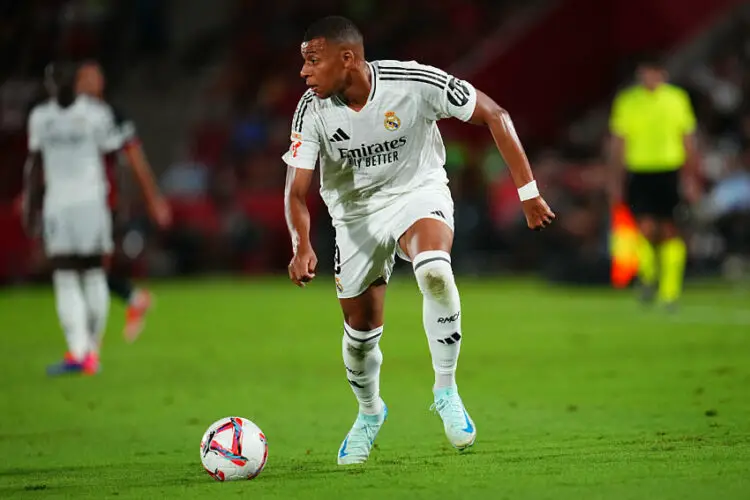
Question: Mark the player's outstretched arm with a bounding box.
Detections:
[122,143,172,228]
[21,152,43,238]
[284,166,317,287]
[468,90,555,230]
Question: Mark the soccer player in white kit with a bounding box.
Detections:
[23,63,124,376]
[76,61,172,342]
[283,17,556,464]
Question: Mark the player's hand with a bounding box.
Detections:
[288,243,317,288]
[150,197,172,229]
[522,196,555,231]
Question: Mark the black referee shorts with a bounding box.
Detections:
[625,169,681,220]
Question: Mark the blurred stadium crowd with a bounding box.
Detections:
[1,0,748,284]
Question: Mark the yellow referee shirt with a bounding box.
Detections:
[609,83,696,172]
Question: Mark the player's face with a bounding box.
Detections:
[76,65,105,97]
[300,38,351,99]
[637,66,666,90]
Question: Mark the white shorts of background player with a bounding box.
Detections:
[43,202,113,257]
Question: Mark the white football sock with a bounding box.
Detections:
[413,250,462,390]
[81,268,110,354]
[52,270,88,361]
[342,323,384,415]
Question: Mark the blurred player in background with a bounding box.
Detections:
[609,56,700,309]
[23,63,124,375]
[76,61,172,341]
[283,16,554,464]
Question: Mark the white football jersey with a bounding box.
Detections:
[28,95,123,210]
[282,60,477,224]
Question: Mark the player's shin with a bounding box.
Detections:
[52,270,89,361]
[342,324,384,415]
[82,268,110,354]
[636,234,657,286]
[412,251,462,390]
[659,237,687,304]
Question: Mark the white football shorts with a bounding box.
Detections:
[332,186,454,299]
[43,202,113,257]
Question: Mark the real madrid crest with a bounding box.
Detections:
[384,111,401,131]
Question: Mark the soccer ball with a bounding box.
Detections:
[200,416,268,481]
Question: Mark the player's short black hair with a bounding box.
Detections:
[45,62,77,89]
[45,62,77,106]
[636,53,665,70]
[303,16,363,45]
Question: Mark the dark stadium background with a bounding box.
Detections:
[0,0,748,285]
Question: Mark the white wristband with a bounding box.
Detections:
[518,180,539,201]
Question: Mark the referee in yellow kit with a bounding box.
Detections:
[609,55,700,309]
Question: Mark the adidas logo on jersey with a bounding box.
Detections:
[330,128,350,143]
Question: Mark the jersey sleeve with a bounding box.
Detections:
[27,107,43,152]
[94,105,125,153]
[609,92,629,137]
[282,91,320,170]
[406,63,477,122]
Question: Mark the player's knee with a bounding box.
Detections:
[343,313,382,334]
[342,324,383,357]
[413,250,456,302]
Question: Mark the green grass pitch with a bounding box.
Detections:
[1,276,749,499]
